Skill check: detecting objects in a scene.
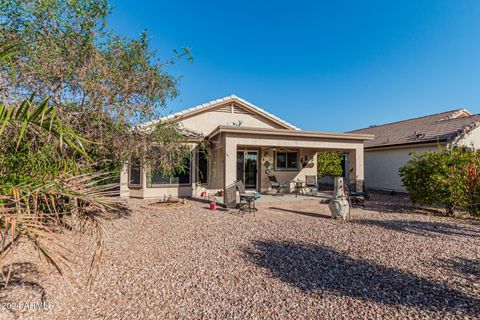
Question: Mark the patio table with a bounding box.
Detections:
[288,180,306,197]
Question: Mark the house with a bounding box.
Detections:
[120,95,373,207]
[350,109,480,193]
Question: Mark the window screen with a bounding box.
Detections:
[275,152,298,170]
[129,159,141,185]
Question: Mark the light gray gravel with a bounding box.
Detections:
[1,199,479,319]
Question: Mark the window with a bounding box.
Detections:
[129,159,141,186]
[197,148,208,184]
[149,156,191,186]
[275,151,298,170]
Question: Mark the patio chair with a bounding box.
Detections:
[305,175,318,195]
[267,175,287,196]
[345,180,368,207]
[235,181,260,216]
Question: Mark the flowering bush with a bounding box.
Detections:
[399,148,480,216]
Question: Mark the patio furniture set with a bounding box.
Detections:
[236,175,368,215]
[268,174,320,197]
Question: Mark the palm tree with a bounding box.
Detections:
[0,43,118,286]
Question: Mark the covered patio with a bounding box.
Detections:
[206,126,373,208]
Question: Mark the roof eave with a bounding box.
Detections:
[207,125,374,141]
[365,138,450,150]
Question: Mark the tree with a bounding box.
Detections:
[0,0,194,285]
[317,152,344,178]
[0,42,120,286]
[0,0,192,174]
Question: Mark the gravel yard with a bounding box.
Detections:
[1,199,479,319]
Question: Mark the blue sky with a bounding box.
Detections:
[109,0,480,131]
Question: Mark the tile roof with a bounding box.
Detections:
[180,127,205,138]
[349,109,480,149]
[142,95,300,130]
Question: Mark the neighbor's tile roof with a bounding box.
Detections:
[142,95,300,130]
[349,109,480,149]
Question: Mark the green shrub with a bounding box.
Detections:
[317,152,344,178]
[399,148,480,216]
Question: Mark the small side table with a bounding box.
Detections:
[291,181,306,198]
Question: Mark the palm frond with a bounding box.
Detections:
[0,172,121,287]
[0,96,92,159]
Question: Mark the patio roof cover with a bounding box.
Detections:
[210,126,373,207]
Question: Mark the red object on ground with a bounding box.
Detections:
[201,191,207,198]
[209,197,216,211]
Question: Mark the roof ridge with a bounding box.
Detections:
[350,108,471,132]
[142,95,300,130]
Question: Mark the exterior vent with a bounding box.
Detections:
[214,105,232,113]
[227,120,243,126]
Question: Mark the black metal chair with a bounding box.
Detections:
[267,175,287,195]
[305,175,318,195]
[235,181,260,216]
[346,180,368,207]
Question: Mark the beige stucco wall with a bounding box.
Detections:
[258,147,317,193]
[119,103,368,201]
[120,144,200,199]
[364,144,442,192]
[222,133,365,206]
[455,126,480,149]
[207,144,224,190]
[364,127,480,193]
[141,186,194,199]
[178,106,286,135]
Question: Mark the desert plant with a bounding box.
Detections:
[0,95,89,157]
[0,96,117,286]
[0,173,118,285]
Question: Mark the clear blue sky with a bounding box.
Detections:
[109,0,480,132]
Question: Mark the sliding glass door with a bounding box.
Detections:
[236,151,258,190]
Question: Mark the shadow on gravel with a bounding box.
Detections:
[437,257,480,279]
[111,202,132,220]
[0,263,46,302]
[353,219,480,238]
[244,240,480,315]
[268,207,331,219]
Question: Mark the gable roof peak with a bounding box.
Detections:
[143,95,300,130]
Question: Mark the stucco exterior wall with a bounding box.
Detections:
[179,107,285,135]
[119,102,369,201]
[258,148,317,193]
[455,126,480,149]
[364,144,442,192]
[222,133,365,206]
[140,186,194,199]
[207,144,224,190]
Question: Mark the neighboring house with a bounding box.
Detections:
[350,109,480,193]
[120,95,373,207]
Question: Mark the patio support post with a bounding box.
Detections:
[348,147,364,192]
[120,163,129,198]
[224,136,237,208]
